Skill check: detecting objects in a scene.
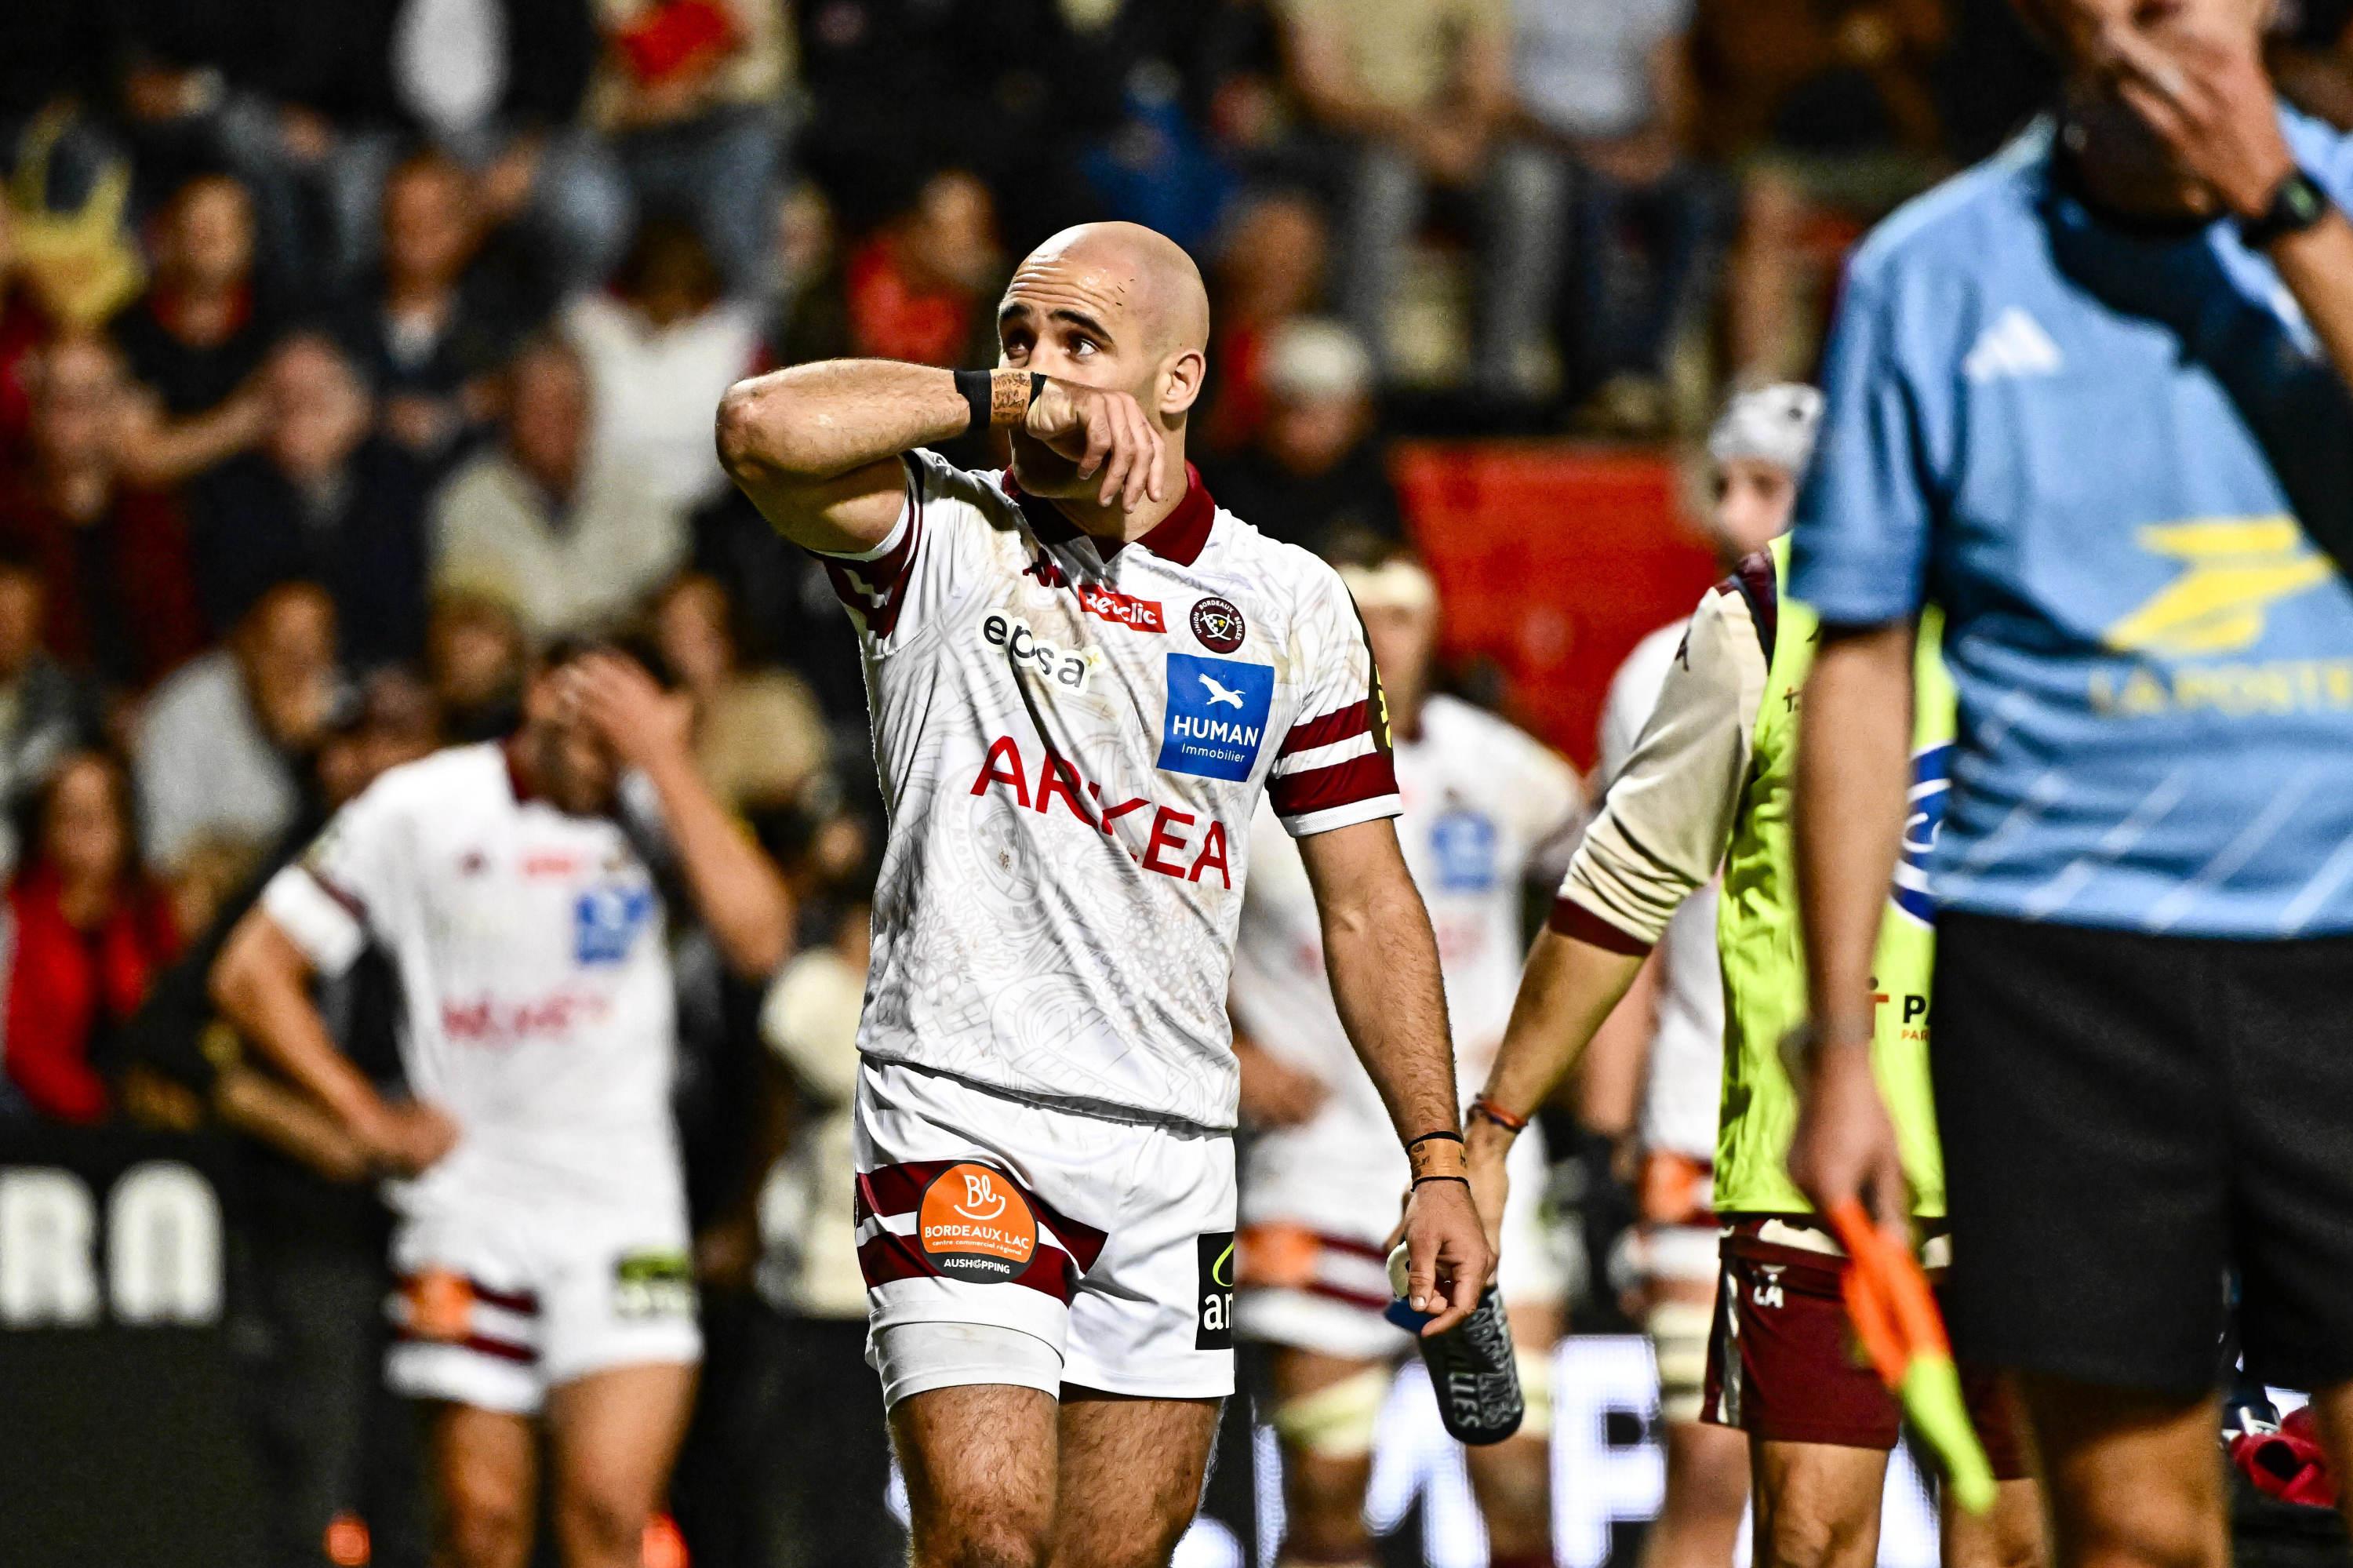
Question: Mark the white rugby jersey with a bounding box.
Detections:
[822,451,1400,1130]
[1229,694,1581,1127]
[260,744,683,1208]
[1601,620,1729,1163]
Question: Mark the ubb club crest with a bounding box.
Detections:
[1190,596,1246,653]
[1891,741,1953,926]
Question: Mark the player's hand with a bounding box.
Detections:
[566,652,695,771]
[1464,1122,1512,1261]
[355,1099,460,1177]
[1786,1039,1910,1244]
[2103,20,2296,220]
[1024,378,1167,511]
[1235,1041,1326,1129]
[1400,1177,1495,1337]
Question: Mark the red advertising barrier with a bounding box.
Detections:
[1393,444,1722,772]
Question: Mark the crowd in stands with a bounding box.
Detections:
[0,1,2349,1564]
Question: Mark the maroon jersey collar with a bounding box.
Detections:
[1000,464,1217,568]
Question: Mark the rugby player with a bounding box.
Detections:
[1229,546,1583,1568]
[1786,0,2353,1561]
[211,645,791,1568]
[1463,438,2042,1564]
[1587,384,1820,1568]
[715,221,1491,1568]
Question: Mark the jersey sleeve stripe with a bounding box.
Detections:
[1546,896,1657,955]
[819,456,926,637]
[1271,732,1377,778]
[1269,750,1400,818]
[298,861,369,922]
[1277,700,1372,758]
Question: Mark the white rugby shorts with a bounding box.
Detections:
[853,1057,1238,1403]
[385,1185,700,1415]
[1235,1113,1563,1361]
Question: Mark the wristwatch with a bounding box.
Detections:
[2239,167,2333,250]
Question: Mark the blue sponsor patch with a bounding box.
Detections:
[1891,741,1953,926]
[1158,654,1275,782]
[1427,808,1499,892]
[575,882,655,964]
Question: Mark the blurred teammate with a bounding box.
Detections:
[211,646,791,1568]
[1230,547,1583,1568]
[717,222,1490,1568]
[1465,389,2042,1566]
[1586,386,1820,1568]
[1786,1,2353,1561]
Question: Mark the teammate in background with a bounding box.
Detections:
[210,646,792,1568]
[1787,1,2353,1562]
[716,222,1490,1568]
[1230,548,1583,1568]
[1586,385,1820,1568]
[1461,478,2044,1563]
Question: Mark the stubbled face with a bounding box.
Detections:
[1712,457,1798,561]
[1359,596,1438,724]
[523,664,620,816]
[995,243,1160,500]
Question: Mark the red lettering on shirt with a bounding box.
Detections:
[1187,820,1231,888]
[971,735,1031,809]
[1077,584,1167,633]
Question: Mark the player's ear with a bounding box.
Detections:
[1158,348,1206,420]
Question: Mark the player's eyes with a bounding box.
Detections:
[1068,335,1098,358]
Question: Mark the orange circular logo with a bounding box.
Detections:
[918,1162,1039,1282]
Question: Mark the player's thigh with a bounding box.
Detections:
[544,1362,697,1519]
[425,1401,540,1568]
[1751,1440,1892,1568]
[1263,1345,1384,1533]
[892,1381,1060,1568]
[1940,1475,2046,1568]
[1049,1389,1223,1568]
[1651,1418,1751,1557]
[2013,1374,2224,1568]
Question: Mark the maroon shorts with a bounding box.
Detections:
[1700,1219,2028,1479]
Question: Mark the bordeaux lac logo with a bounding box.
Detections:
[1159,653,1274,782]
[1892,741,1953,926]
[1191,596,1247,653]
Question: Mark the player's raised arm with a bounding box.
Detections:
[1295,817,1492,1330]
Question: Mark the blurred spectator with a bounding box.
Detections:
[329,151,513,466]
[685,486,871,740]
[0,335,206,689]
[653,572,829,816]
[1515,0,1723,428]
[743,881,904,1568]
[589,0,788,293]
[1206,319,1405,555]
[136,580,338,876]
[1695,0,1950,381]
[0,748,180,1124]
[188,334,432,667]
[566,217,762,511]
[1281,0,1560,402]
[425,588,529,742]
[773,170,1003,374]
[431,333,686,638]
[1200,190,1333,456]
[111,171,279,486]
[0,547,101,872]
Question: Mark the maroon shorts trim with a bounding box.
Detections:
[1700,1222,2028,1479]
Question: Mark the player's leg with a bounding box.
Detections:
[1262,1345,1388,1566]
[1642,1268,1750,1568]
[2013,1378,2224,1568]
[1939,1477,2046,1568]
[1049,1390,1224,1568]
[1464,1301,1562,1568]
[423,1402,540,1568]
[891,1380,1060,1568]
[1751,1441,1891,1568]
[544,1362,698,1568]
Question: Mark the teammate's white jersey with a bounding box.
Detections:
[261,743,684,1213]
[1229,693,1582,1119]
[825,452,1400,1130]
[1600,620,1725,1163]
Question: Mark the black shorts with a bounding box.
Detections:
[1932,911,2353,1396]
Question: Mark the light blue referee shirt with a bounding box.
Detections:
[1790,110,2353,938]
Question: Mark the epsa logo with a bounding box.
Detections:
[1159,654,1275,782]
[1892,741,1953,926]
[980,611,1098,693]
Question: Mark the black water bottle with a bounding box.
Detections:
[1385,1243,1524,1446]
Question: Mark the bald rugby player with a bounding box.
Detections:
[717,223,1491,1568]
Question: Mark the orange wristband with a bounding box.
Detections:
[1407,1132,1467,1183]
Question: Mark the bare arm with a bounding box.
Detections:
[1786,621,1915,1236]
[213,1062,371,1183]
[1298,817,1493,1330]
[2271,212,2353,395]
[209,912,453,1174]
[571,653,794,980]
